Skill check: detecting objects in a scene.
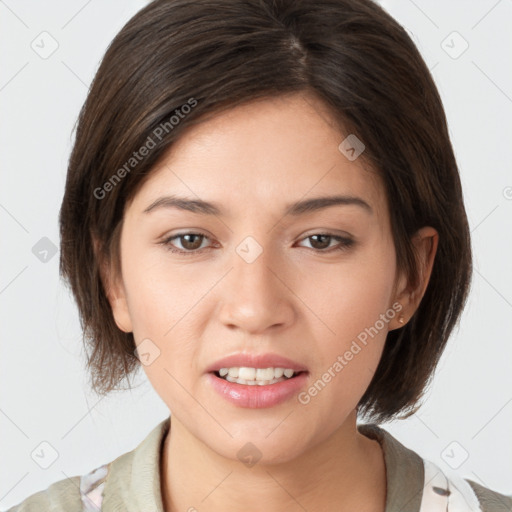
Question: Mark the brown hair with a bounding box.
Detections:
[59,0,472,423]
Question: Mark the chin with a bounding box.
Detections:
[206,420,315,466]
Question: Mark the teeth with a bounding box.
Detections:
[217,367,299,385]
[238,367,255,380]
[256,368,274,381]
[225,375,284,385]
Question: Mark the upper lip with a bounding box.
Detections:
[206,353,308,373]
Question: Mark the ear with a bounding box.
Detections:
[92,234,133,333]
[389,226,439,330]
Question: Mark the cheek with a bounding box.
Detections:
[294,244,396,410]
[128,284,202,416]
[122,246,203,337]
[296,241,397,345]
[119,248,206,400]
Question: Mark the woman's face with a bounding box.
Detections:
[108,92,408,463]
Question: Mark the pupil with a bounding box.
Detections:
[311,234,330,249]
[182,234,202,250]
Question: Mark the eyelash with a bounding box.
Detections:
[159,232,355,256]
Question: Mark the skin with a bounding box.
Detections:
[102,92,438,511]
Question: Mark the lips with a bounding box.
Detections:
[205,353,309,374]
[206,370,309,408]
[204,353,309,408]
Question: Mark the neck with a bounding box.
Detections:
[160,409,387,512]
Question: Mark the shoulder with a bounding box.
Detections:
[5,417,169,512]
[465,479,512,512]
[358,422,512,512]
[5,463,110,512]
[4,475,83,512]
[422,458,512,512]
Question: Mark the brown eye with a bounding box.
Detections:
[308,234,332,250]
[161,232,212,255]
[161,231,354,256]
[298,233,355,253]
[178,234,205,251]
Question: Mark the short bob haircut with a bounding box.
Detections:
[59,0,472,423]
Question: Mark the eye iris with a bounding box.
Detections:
[181,234,203,250]
[171,233,345,253]
[310,234,331,250]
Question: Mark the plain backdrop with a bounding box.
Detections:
[1,0,511,509]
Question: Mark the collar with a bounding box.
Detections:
[357,423,424,511]
[102,416,170,511]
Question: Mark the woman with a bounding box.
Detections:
[8,0,511,510]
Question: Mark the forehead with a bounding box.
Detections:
[127,92,386,222]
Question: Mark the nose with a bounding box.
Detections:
[217,240,296,334]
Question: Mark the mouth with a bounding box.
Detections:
[205,353,309,407]
[211,367,308,386]
[207,366,310,408]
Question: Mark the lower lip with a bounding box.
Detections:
[206,372,309,408]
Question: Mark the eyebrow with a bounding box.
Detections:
[142,194,373,216]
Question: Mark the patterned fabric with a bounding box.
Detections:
[80,463,110,511]
[420,460,483,511]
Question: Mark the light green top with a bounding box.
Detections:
[6,416,512,511]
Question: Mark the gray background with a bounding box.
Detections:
[1,0,511,508]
